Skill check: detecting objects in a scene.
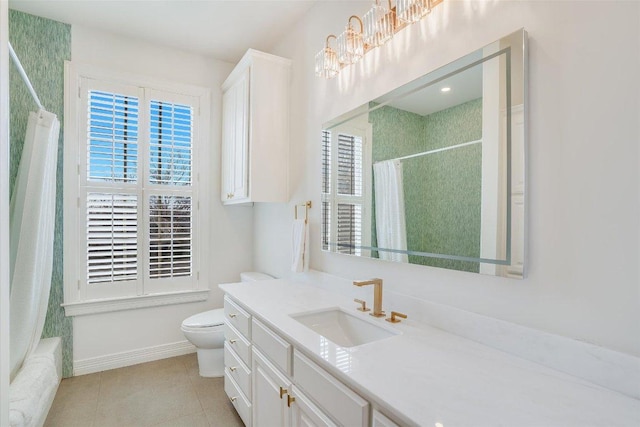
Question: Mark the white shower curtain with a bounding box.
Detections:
[9,110,60,382]
[373,160,409,263]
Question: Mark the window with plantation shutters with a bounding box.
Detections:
[69,74,204,303]
[321,127,371,257]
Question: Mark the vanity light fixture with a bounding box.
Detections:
[363,0,396,47]
[315,35,340,79]
[316,0,444,79]
[337,15,365,65]
[440,87,451,92]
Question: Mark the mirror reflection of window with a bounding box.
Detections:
[321,127,372,256]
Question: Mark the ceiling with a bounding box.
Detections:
[8,0,318,63]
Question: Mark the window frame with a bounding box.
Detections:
[63,62,211,316]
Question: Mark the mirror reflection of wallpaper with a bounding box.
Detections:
[369,98,482,272]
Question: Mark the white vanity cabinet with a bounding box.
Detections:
[222,295,371,427]
[221,49,291,205]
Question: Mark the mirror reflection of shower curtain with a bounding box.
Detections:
[9,110,59,381]
[373,160,408,263]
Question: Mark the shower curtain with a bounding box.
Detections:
[373,160,409,263]
[9,109,59,382]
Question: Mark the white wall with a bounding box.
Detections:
[255,1,640,357]
[1,0,11,423]
[71,25,255,364]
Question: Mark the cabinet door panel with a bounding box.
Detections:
[291,386,337,427]
[221,68,249,203]
[252,348,291,427]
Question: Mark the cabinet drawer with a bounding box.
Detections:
[252,318,292,375]
[224,371,252,427]
[294,350,369,427]
[224,342,251,399]
[225,323,251,367]
[224,296,251,338]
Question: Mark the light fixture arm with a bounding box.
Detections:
[325,34,337,48]
[348,15,364,34]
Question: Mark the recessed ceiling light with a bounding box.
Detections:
[441,87,451,92]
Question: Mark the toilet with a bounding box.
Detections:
[181,271,273,377]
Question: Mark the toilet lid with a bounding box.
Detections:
[182,309,225,328]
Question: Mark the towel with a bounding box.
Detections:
[291,218,309,272]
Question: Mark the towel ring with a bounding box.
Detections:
[294,201,312,224]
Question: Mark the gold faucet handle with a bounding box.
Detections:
[385,311,408,323]
[354,298,370,312]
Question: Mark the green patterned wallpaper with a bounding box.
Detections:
[369,98,483,272]
[9,10,72,377]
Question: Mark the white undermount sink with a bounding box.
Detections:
[290,308,400,347]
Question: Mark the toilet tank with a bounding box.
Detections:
[240,272,273,282]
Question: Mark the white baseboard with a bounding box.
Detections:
[73,340,196,376]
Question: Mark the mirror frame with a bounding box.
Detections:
[321,29,528,278]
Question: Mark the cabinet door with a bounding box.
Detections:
[221,68,250,203]
[252,348,291,427]
[371,409,400,427]
[290,386,336,427]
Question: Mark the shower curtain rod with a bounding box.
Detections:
[374,139,482,164]
[8,41,44,110]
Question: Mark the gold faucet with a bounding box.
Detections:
[353,278,385,317]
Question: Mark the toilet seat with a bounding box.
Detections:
[181,308,225,329]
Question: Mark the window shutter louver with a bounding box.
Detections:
[336,203,362,255]
[88,91,139,182]
[86,193,138,284]
[336,133,363,255]
[337,134,363,196]
[149,195,193,279]
[149,101,193,186]
[321,130,331,250]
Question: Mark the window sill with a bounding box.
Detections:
[62,289,210,317]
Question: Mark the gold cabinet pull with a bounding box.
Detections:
[287,395,296,407]
[354,298,370,312]
[229,339,237,344]
[385,311,408,323]
[279,386,288,399]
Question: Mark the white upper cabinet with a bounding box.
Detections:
[221,49,291,204]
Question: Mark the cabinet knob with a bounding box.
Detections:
[230,366,237,372]
[229,339,237,344]
[229,313,237,318]
[279,386,288,399]
[287,395,296,407]
[230,396,237,403]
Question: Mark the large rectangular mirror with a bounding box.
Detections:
[321,29,527,278]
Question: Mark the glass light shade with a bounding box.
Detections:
[396,0,431,25]
[363,2,395,47]
[315,47,340,79]
[337,26,364,65]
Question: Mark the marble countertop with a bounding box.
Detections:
[219,279,640,427]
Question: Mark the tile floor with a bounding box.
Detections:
[44,354,244,427]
